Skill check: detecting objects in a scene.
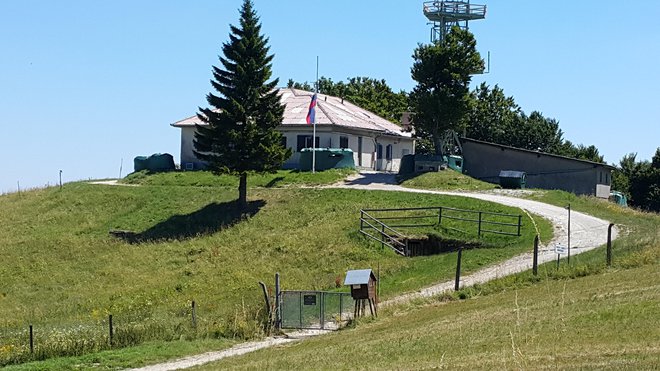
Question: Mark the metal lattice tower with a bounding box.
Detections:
[423,1,486,43]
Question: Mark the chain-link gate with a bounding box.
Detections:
[279,291,354,330]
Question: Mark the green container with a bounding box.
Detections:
[298,148,355,171]
[133,153,175,172]
[398,154,416,175]
[499,170,526,189]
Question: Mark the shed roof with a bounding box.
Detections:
[171,88,412,138]
[461,137,615,170]
[344,269,376,285]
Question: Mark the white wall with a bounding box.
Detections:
[179,126,414,172]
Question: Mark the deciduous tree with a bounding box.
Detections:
[409,27,483,155]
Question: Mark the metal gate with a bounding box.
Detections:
[279,291,354,330]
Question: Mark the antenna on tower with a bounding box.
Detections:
[423,1,486,44]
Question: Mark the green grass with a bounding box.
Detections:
[202,264,659,370]
[122,168,355,188]
[3,338,234,371]
[0,173,550,367]
[197,189,660,370]
[398,169,499,191]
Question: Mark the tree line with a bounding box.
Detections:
[192,1,657,212]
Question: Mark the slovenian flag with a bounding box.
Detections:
[306,93,317,124]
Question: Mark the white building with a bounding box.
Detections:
[171,88,415,172]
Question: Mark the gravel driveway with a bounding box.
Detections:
[129,172,618,370]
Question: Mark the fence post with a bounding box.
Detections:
[29,324,33,354]
[381,224,385,249]
[299,292,303,329]
[607,223,614,267]
[477,212,482,237]
[455,248,463,291]
[517,215,522,236]
[533,235,539,276]
[438,207,442,225]
[359,210,364,230]
[275,272,281,330]
[108,314,113,347]
[191,300,197,328]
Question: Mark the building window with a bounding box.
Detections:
[296,135,319,152]
[357,137,363,166]
[377,144,383,159]
[606,172,610,185]
[280,136,287,149]
[340,136,349,149]
[386,144,393,160]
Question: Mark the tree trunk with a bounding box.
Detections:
[238,172,248,209]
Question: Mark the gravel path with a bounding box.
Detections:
[128,172,618,370]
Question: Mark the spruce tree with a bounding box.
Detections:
[194,0,290,208]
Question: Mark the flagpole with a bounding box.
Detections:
[312,56,318,173]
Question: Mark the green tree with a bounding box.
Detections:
[611,153,638,196]
[409,27,483,155]
[194,0,290,208]
[464,83,521,145]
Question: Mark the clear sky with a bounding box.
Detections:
[1,0,658,193]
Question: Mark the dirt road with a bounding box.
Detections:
[129,172,618,370]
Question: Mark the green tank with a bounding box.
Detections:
[298,148,355,171]
[133,153,175,172]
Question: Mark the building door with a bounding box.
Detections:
[376,143,383,170]
[357,137,363,167]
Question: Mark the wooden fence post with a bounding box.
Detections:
[517,215,522,236]
[108,315,113,347]
[191,300,197,328]
[275,272,281,330]
[477,212,482,237]
[455,248,463,291]
[533,235,539,276]
[607,223,614,267]
[29,325,33,354]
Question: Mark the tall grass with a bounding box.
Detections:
[0,174,549,366]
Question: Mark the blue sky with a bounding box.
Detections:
[1,1,658,193]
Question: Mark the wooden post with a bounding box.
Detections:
[275,272,281,330]
[29,325,34,354]
[191,300,197,328]
[259,281,271,324]
[368,299,374,317]
[455,248,463,291]
[477,212,482,237]
[438,207,442,225]
[381,224,385,249]
[533,235,539,276]
[607,223,614,267]
[517,215,522,236]
[108,315,113,347]
[567,203,571,265]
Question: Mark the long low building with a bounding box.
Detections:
[461,137,615,197]
[172,88,415,172]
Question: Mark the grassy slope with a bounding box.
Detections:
[122,168,354,188]
[205,263,659,370]
[0,172,551,367]
[398,169,498,191]
[196,189,660,370]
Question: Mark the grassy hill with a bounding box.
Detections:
[398,169,498,191]
[199,190,660,370]
[0,170,550,367]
